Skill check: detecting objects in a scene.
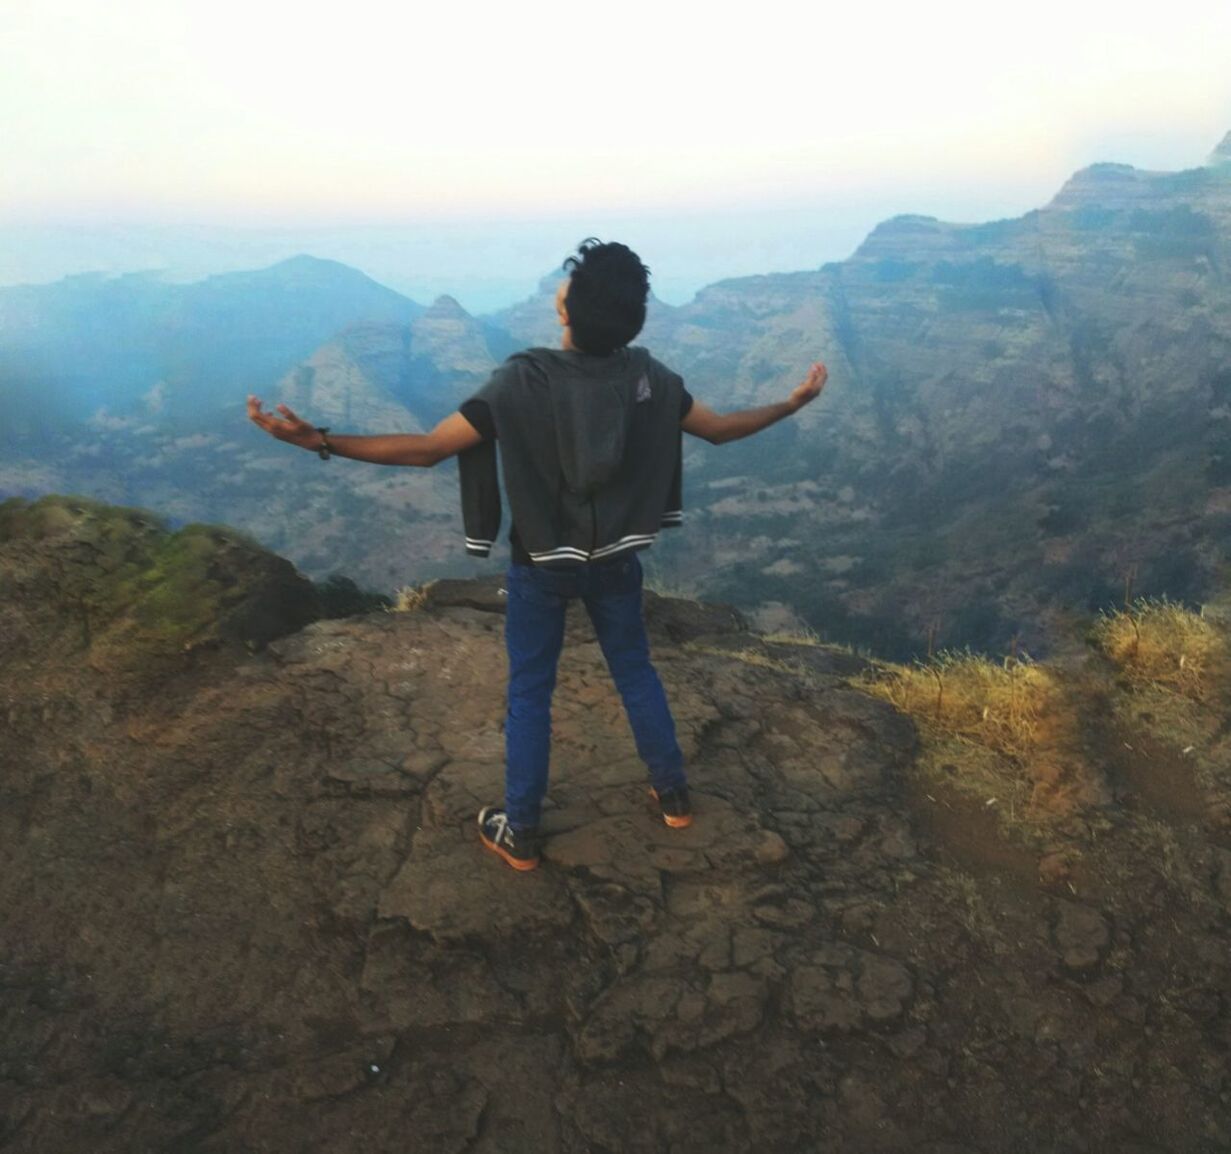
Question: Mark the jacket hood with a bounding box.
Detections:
[517,347,650,497]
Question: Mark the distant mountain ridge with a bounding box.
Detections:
[473,136,1230,654]
[2,132,1230,657]
[0,256,422,434]
[1208,131,1231,167]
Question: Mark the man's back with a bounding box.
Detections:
[458,346,689,566]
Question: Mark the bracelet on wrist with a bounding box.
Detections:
[314,427,332,460]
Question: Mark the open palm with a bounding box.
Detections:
[247,395,319,449]
[789,362,828,411]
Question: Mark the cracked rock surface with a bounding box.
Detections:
[2,506,1231,1152]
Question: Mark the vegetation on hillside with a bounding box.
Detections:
[852,596,1230,841]
[0,494,320,662]
[1091,596,1225,701]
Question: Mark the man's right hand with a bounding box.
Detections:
[788,362,828,411]
[247,395,322,450]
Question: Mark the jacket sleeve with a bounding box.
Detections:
[457,362,521,557]
[458,439,501,557]
[656,355,685,528]
[661,427,684,528]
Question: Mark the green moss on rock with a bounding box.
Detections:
[0,495,321,663]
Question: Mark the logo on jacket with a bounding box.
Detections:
[635,375,652,403]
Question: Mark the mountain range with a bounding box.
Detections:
[2,131,1229,658]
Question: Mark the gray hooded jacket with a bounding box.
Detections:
[458,346,684,566]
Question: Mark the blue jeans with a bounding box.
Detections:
[502,552,687,830]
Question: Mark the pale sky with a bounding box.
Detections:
[3,0,1230,226]
[2,0,1230,308]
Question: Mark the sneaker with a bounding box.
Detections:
[477,807,540,871]
[649,786,693,829]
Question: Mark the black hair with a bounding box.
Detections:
[562,238,650,355]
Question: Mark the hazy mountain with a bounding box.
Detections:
[0,266,519,589]
[3,134,1229,657]
[603,143,1231,656]
[0,255,422,436]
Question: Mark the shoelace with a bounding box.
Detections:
[487,811,514,846]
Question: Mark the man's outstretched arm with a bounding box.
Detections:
[681,362,827,445]
[247,397,483,465]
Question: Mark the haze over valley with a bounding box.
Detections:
[3,131,1230,660]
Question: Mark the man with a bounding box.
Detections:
[248,238,827,872]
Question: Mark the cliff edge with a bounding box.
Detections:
[2,499,1230,1152]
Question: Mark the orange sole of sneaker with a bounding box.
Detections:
[649,789,694,829]
[479,831,540,871]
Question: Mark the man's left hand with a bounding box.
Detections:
[788,362,828,412]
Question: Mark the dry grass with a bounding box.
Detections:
[864,649,1060,759]
[850,602,1231,839]
[861,649,1076,831]
[643,576,704,603]
[1091,597,1225,701]
[389,580,437,613]
[760,625,823,647]
[683,642,811,679]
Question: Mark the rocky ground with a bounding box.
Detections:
[2,500,1231,1152]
